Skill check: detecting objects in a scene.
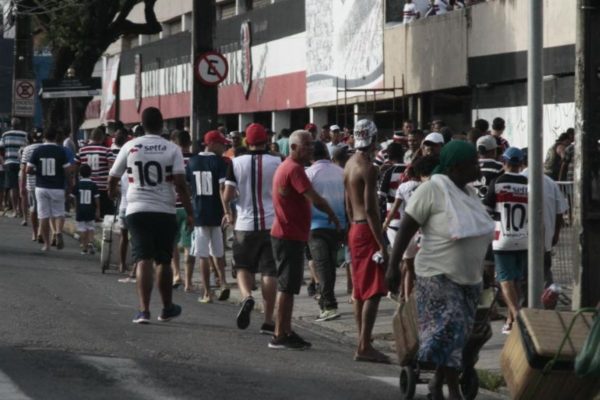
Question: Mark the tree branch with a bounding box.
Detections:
[109,0,161,38]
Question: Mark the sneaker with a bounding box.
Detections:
[259,322,275,335]
[118,277,136,283]
[315,309,340,322]
[218,285,231,301]
[56,233,64,250]
[502,322,513,335]
[21,219,27,226]
[158,304,182,322]
[288,331,312,348]
[80,248,88,255]
[88,243,95,255]
[132,311,150,324]
[236,296,255,330]
[268,334,307,350]
[307,281,316,297]
[198,296,213,304]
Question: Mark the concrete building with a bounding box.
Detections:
[82,0,577,151]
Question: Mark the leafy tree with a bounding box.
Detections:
[20,0,161,130]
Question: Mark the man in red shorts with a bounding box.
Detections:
[269,129,340,350]
[344,119,390,363]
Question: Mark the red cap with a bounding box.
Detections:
[304,123,317,132]
[246,123,268,145]
[204,130,230,145]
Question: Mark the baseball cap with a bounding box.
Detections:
[330,124,341,132]
[204,130,230,145]
[304,123,317,132]
[423,132,444,145]
[476,135,498,152]
[353,119,377,149]
[502,147,524,164]
[245,123,268,145]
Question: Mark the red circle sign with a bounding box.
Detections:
[16,81,35,99]
[195,51,229,86]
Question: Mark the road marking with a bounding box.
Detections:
[368,376,398,387]
[0,370,33,399]
[79,355,180,400]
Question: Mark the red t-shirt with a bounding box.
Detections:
[271,158,312,242]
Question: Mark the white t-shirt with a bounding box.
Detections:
[395,180,420,220]
[225,151,281,231]
[521,169,569,251]
[119,174,129,212]
[405,180,492,285]
[109,134,185,215]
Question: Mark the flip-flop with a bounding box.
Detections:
[353,354,391,364]
[172,280,183,289]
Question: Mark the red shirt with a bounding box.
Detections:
[271,157,312,241]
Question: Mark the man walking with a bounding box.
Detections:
[187,130,231,303]
[1,117,29,218]
[27,127,73,251]
[307,141,347,322]
[269,130,340,350]
[483,147,528,335]
[77,127,115,217]
[20,129,44,240]
[223,123,281,334]
[344,119,390,363]
[108,107,193,324]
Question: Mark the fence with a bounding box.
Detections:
[552,182,576,295]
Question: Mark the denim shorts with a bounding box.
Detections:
[494,250,527,282]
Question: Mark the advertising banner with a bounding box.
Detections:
[101,54,120,122]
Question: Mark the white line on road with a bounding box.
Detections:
[368,376,398,387]
[79,355,181,400]
[0,370,33,400]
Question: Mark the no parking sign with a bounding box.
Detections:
[194,51,229,86]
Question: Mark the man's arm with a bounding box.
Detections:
[107,176,120,201]
[383,197,403,231]
[387,213,420,294]
[303,188,340,230]
[364,165,386,254]
[222,184,237,226]
[173,174,194,231]
[344,175,353,222]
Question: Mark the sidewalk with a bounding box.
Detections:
[64,217,509,398]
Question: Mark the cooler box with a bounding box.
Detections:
[100,215,131,271]
[500,308,600,400]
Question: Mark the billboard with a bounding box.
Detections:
[306,0,384,106]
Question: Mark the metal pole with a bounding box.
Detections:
[527,0,544,309]
[69,97,76,147]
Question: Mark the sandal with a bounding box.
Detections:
[502,322,513,335]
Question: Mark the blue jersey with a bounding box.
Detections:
[72,179,100,221]
[186,152,227,226]
[28,144,70,189]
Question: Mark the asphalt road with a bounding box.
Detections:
[0,217,403,400]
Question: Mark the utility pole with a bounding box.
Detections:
[11,0,34,131]
[191,0,217,150]
[527,0,544,308]
[573,0,600,308]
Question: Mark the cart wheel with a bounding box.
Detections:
[399,366,417,400]
[460,367,479,400]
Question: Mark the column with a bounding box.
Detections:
[238,113,253,131]
[309,107,328,129]
[272,110,291,134]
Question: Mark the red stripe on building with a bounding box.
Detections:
[257,155,266,230]
[120,92,191,124]
[218,71,306,114]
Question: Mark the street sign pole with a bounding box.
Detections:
[67,68,77,151]
[12,1,34,130]
[527,0,544,309]
[191,0,218,152]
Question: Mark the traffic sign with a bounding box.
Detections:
[40,78,102,99]
[195,51,229,86]
[13,79,35,117]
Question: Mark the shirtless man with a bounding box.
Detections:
[344,119,389,364]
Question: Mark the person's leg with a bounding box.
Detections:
[199,257,212,301]
[119,229,129,273]
[40,218,50,250]
[309,231,337,313]
[261,276,277,325]
[10,186,20,217]
[357,295,383,356]
[36,189,51,250]
[210,226,228,286]
[275,292,294,337]
[353,299,364,339]
[428,368,445,400]
[156,263,174,308]
[171,245,182,285]
[136,259,154,312]
[184,250,195,291]
[500,280,519,324]
[31,211,39,240]
[495,252,520,326]
[543,251,553,289]
[443,367,462,400]
[237,269,254,299]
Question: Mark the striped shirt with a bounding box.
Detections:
[225,150,281,231]
[0,130,28,165]
[76,144,115,191]
[21,143,43,191]
[175,152,193,208]
[378,163,407,228]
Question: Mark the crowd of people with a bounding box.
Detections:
[0,109,573,399]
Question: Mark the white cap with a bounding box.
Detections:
[476,135,498,151]
[353,119,378,149]
[423,132,444,145]
[330,124,341,131]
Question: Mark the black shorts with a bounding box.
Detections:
[4,163,19,189]
[272,236,305,295]
[233,230,276,276]
[99,191,115,218]
[127,212,177,265]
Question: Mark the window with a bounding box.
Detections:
[217,1,236,20]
